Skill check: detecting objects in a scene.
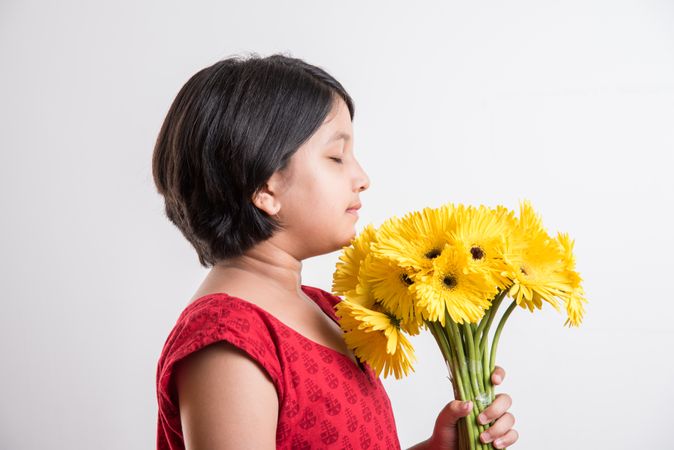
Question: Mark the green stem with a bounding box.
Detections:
[462,322,490,450]
[485,299,517,450]
[474,313,489,356]
[482,336,494,404]
[479,289,507,352]
[443,320,482,450]
[447,331,479,450]
[428,321,460,395]
[462,322,486,397]
[446,316,489,450]
[446,319,474,400]
[489,300,518,375]
[479,289,507,401]
[428,321,475,450]
[459,421,468,450]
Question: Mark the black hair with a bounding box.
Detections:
[152,52,355,267]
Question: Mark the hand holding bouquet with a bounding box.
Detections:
[332,200,586,450]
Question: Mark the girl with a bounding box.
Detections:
[153,53,518,450]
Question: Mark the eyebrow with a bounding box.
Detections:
[327,131,352,143]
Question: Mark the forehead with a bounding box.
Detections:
[321,100,353,142]
[327,130,352,143]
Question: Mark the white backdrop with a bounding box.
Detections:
[1,1,673,449]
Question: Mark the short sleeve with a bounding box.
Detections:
[156,295,285,418]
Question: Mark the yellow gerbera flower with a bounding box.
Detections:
[563,288,587,327]
[337,258,378,310]
[502,200,577,314]
[335,299,416,379]
[332,223,378,297]
[556,232,587,327]
[370,203,457,272]
[410,244,497,325]
[448,204,516,291]
[517,199,546,236]
[359,252,424,335]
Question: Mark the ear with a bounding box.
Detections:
[251,173,283,216]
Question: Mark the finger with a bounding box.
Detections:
[492,429,519,449]
[491,365,506,385]
[479,412,515,444]
[477,393,512,425]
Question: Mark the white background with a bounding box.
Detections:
[1,1,673,449]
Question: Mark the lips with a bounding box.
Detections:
[346,203,361,218]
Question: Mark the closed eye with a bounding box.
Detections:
[329,157,343,164]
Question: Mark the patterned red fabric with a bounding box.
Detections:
[156,284,402,450]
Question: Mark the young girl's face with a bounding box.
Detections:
[267,96,370,259]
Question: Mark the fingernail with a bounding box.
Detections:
[478,413,487,424]
[480,432,492,443]
[494,438,504,448]
[493,374,502,383]
[463,401,473,410]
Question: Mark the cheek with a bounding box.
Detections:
[292,171,341,212]
[281,174,332,223]
[280,166,353,249]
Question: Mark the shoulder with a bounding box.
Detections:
[166,295,278,364]
[157,294,285,411]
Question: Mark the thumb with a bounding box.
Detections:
[436,399,473,429]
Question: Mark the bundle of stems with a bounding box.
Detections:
[426,289,515,450]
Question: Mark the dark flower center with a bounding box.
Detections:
[470,246,485,260]
[443,275,457,288]
[380,307,401,327]
[400,273,414,286]
[425,248,442,259]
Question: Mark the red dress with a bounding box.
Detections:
[156,284,402,450]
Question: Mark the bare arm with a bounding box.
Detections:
[174,341,279,450]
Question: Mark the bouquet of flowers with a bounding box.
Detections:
[331,200,586,450]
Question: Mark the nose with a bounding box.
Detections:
[358,177,370,192]
[355,162,370,193]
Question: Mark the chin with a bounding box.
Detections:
[341,228,358,246]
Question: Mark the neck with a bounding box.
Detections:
[213,239,304,296]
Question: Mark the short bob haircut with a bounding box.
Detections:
[152,52,355,267]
